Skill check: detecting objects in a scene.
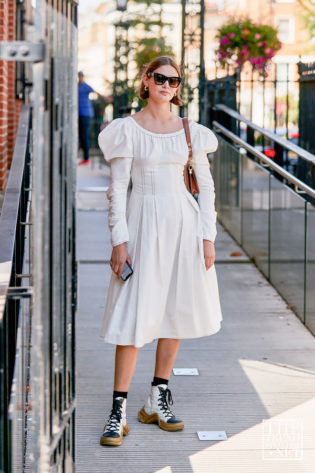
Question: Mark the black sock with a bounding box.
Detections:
[113,390,128,399]
[152,376,169,386]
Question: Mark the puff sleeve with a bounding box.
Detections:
[98,118,133,247]
[191,123,219,243]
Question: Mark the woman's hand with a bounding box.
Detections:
[110,242,132,279]
[203,239,215,270]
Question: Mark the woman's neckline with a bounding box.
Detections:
[127,115,191,137]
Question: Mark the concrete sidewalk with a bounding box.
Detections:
[76,160,315,473]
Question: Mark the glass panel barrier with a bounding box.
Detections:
[213,137,241,242]
[241,154,270,277]
[268,175,306,321]
[306,201,315,333]
[214,133,314,333]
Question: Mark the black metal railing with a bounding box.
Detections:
[205,61,300,139]
[212,104,315,200]
[0,104,32,473]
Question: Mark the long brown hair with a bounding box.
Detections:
[139,56,183,106]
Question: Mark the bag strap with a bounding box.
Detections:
[182,117,193,167]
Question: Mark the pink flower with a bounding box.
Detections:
[228,32,235,38]
[255,33,261,39]
[221,36,230,45]
[240,49,248,56]
[264,48,271,54]
[258,41,264,47]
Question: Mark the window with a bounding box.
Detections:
[275,63,295,82]
[276,17,295,43]
[276,63,288,81]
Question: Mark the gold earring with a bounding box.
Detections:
[144,86,148,91]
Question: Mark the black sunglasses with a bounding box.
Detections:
[147,72,182,88]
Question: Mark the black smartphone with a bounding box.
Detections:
[121,261,133,281]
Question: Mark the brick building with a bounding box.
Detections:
[206,0,315,77]
[0,0,22,192]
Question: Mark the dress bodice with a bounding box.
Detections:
[98,116,219,247]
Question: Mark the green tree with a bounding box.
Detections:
[129,0,174,69]
[297,0,315,51]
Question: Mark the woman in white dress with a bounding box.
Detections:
[98,56,223,446]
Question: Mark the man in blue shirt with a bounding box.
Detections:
[78,71,105,165]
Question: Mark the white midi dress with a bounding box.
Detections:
[98,116,223,348]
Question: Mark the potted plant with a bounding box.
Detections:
[216,18,281,74]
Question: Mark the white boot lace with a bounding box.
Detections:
[104,399,123,433]
[157,387,175,420]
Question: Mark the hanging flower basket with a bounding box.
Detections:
[215,18,281,74]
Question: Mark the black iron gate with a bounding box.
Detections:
[0,0,78,471]
[205,72,238,130]
[180,0,205,121]
[298,62,315,187]
[298,61,315,155]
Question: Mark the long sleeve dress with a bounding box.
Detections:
[98,116,223,348]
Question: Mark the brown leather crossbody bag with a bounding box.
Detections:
[182,117,199,197]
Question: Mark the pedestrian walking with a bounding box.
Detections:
[78,71,105,165]
[97,55,223,446]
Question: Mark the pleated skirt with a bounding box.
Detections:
[100,188,223,348]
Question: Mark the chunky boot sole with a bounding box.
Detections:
[138,407,184,432]
[100,422,130,446]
